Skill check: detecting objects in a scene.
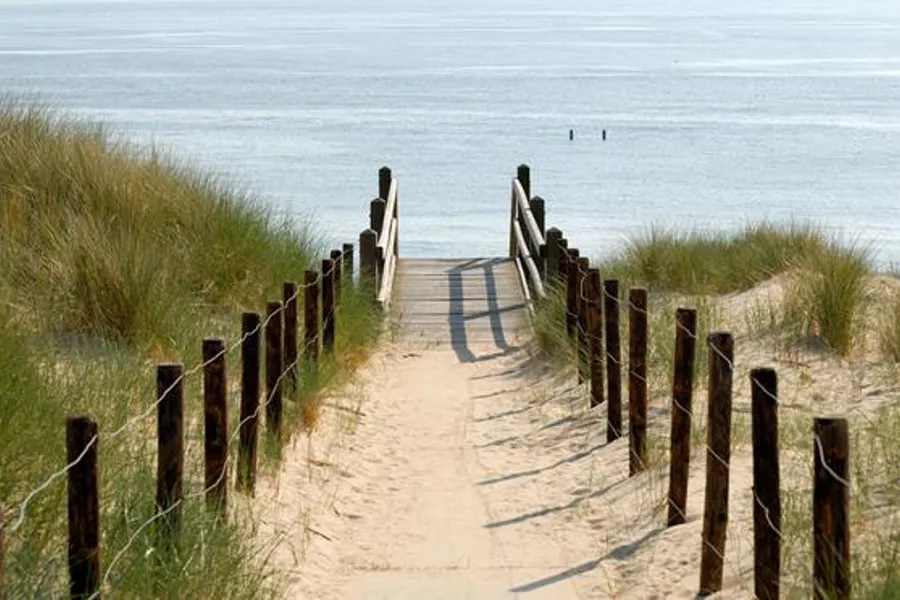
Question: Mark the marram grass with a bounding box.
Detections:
[0,100,380,598]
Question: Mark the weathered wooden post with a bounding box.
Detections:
[322,258,336,352]
[557,238,569,285]
[565,248,580,338]
[342,243,354,282]
[667,308,697,527]
[370,197,386,238]
[66,415,100,599]
[283,282,298,389]
[699,332,734,596]
[1,505,5,600]
[546,228,562,282]
[203,338,228,519]
[157,362,184,544]
[751,368,781,600]
[304,270,319,365]
[517,164,531,199]
[577,256,590,384]
[379,166,392,202]
[628,288,648,475]
[530,196,546,277]
[604,279,622,442]
[587,268,604,408]
[360,229,378,292]
[238,312,261,493]
[813,417,850,600]
[330,249,343,306]
[265,301,284,439]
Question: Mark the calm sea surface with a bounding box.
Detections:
[2,0,899,263]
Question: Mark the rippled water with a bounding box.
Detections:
[2,0,899,263]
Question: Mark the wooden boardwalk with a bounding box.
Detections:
[392,258,529,359]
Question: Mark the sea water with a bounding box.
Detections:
[1,0,899,263]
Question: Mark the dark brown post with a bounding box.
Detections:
[304,270,319,365]
[557,238,569,285]
[667,308,697,527]
[628,288,648,475]
[379,166,392,201]
[342,243,354,282]
[576,257,590,384]
[751,368,781,600]
[604,279,622,442]
[157,362,184,542]
[330,249,343,306]
[699,332,734,596]
[546,228,562,282]
[530,196,546,278]
[370,198,386,239]
[322,259,336,352]
[565,248,580,338]
[587,268,604,408]
[265,301,284,439]
[203,338,228,519]
[238,312,261,493]
[517,164,531,199]
[0,505,5,600]
[66,415,100,599]
[283,282,298,389]
[813,417,850,600]
[360,229,377,291]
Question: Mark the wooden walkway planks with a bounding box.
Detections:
[392,258,529,353]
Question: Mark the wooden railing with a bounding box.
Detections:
[360,166,399,310]
[508,164,546,304]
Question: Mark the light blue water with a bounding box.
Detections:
[2,0,899,263]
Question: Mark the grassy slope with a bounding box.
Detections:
[0,102,379,597]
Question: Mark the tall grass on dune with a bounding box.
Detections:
[0,101,380,597]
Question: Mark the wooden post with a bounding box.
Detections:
[546,228,562,282]
[330,249,343,306]
[156,362,184,542]
[283,282,298,390]
[517,164,531,199]
[360,229,377,292]
[751,368,781,600]
[699,332,734,596]
[587,268,604,408]
[379,165,392,202]
[508,185,517,259]
[0,505,5,600]
[604,279,622,442]
[577,257,590,384]
[813,417,850,600]
[530,196,546,278]
[265,301,284,439]
[304,270,319,365]
[370,198,386,239]
[565,248,580,338]
[322,258,336,352]
[238,312,260,493]
[343,243,354,282]
[66,415,100,599]
[203,338,228,519]
[557,238,569,285]
[628,288,648,475]
[667,308,697,526]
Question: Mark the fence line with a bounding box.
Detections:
[515,163,856,599]
[1,166,391,598]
